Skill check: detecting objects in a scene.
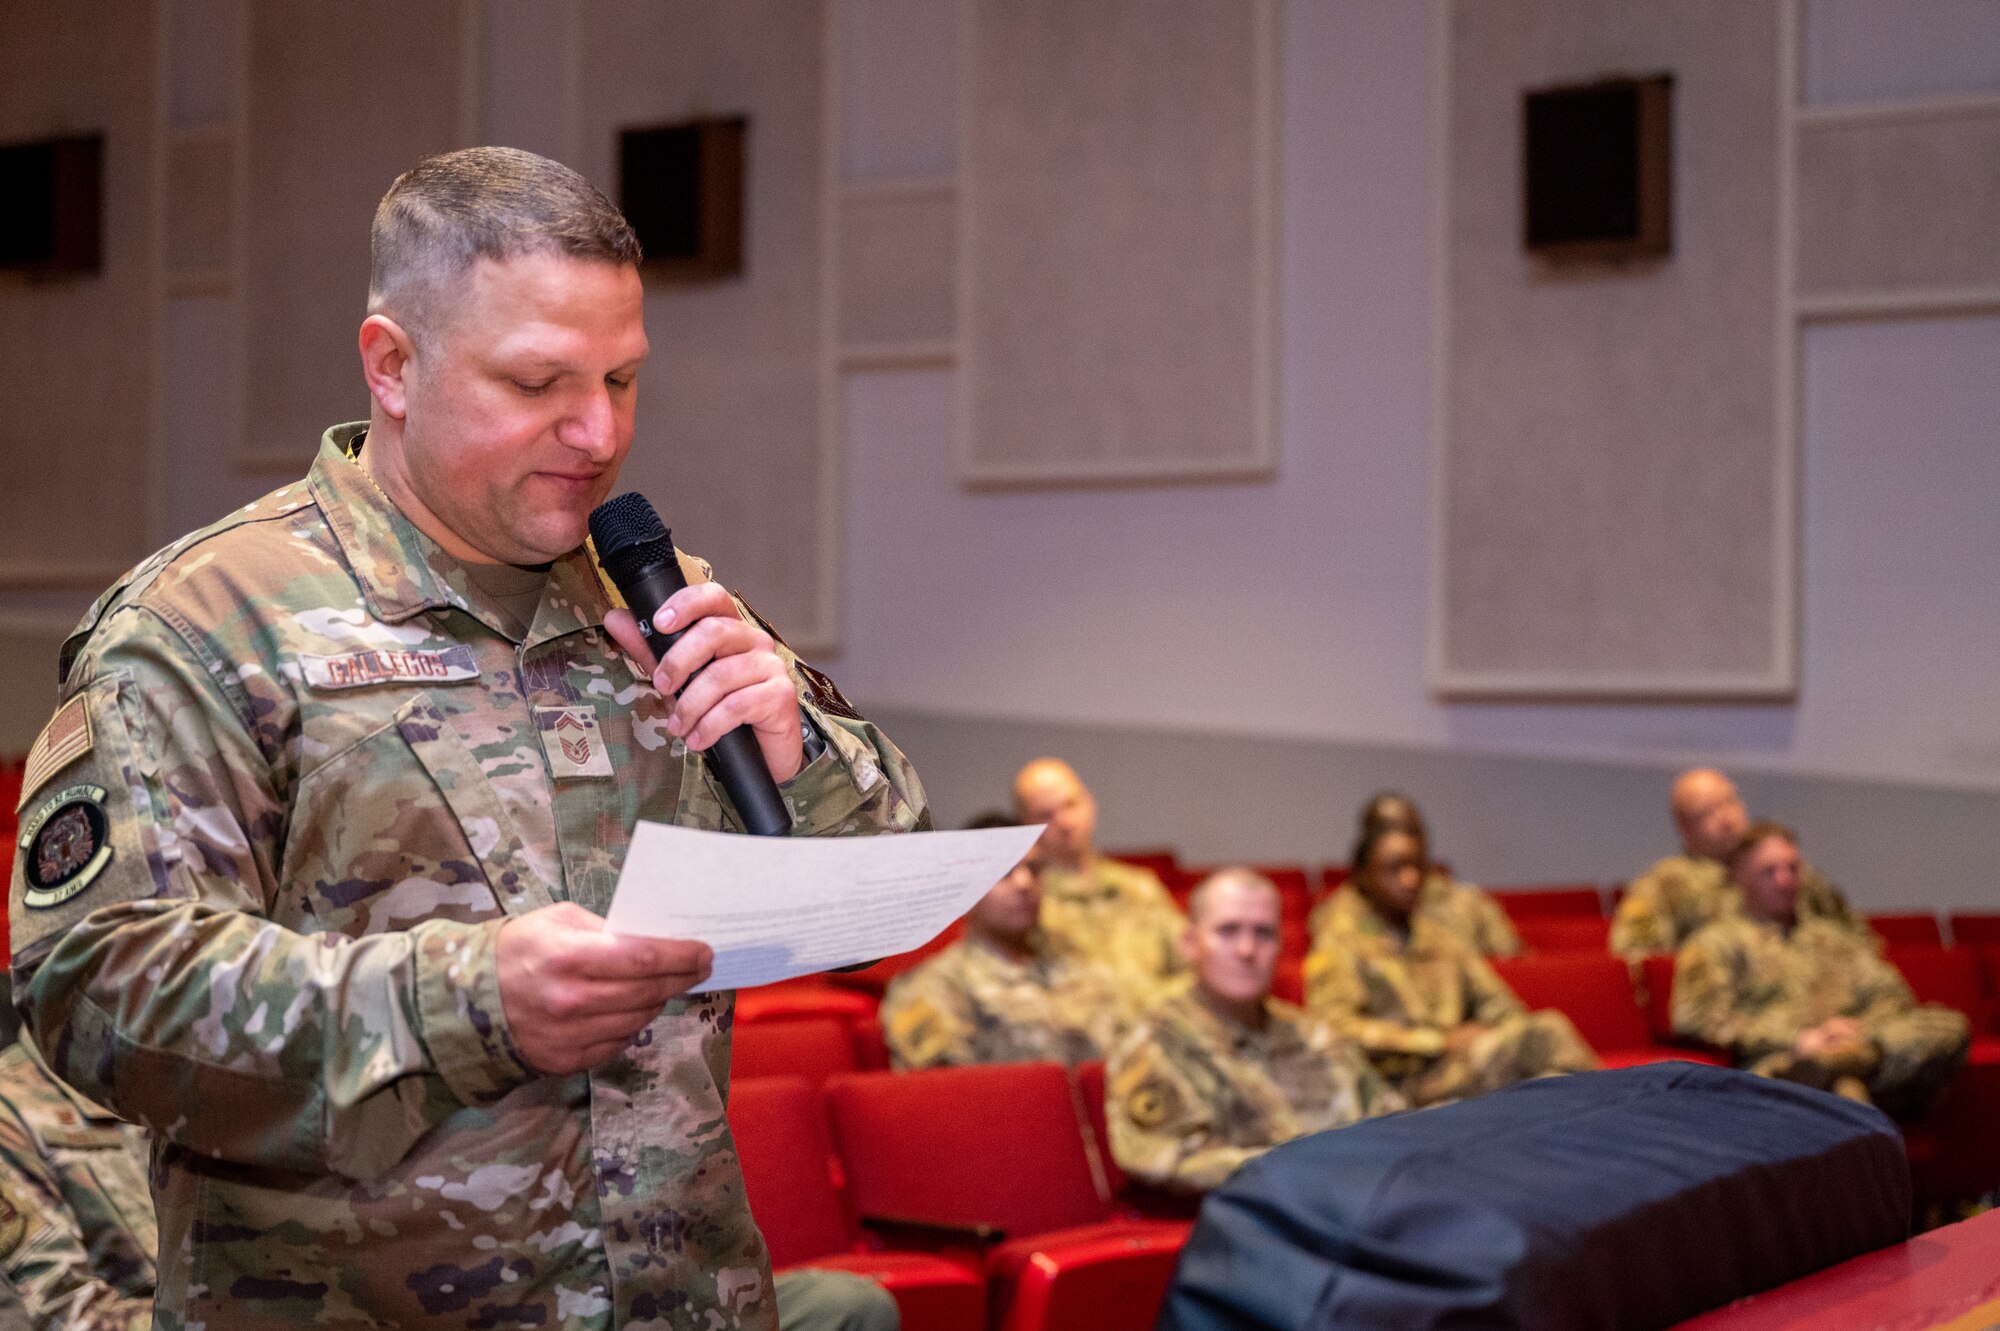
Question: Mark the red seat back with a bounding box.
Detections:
[1947,913,2000,947]
[1884,945,1995,1031]
[1640,954,1679,1043]
[826,1064,1112,1238]
[1488,886,1605,919]
[1320,865,1349,894]
[728,1076,855,1268]
[999,1228,1186,1331]
[1867,913,1943,947]
[735,979,878,1024]
[733,1016,861,1086]
[1491,953,1651,1053]
[1513,915,1612,953]
[1071,1060,1124,1197]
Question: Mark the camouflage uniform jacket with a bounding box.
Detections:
[1036,857,1186,997]
[7,425,926,1330]
[1302,888,1526,1079]
[1611,854,1862,958]
[1106,982,1403,1193]
[1671,914,1918,1063]
[0,1041,153,1330]
[879,932,1135,1069]
[1310,872,1520,959]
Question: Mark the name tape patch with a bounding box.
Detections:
[301,646,479,691]
[18,784,113,909]
[19,694,92,809]
[536,705,614,780]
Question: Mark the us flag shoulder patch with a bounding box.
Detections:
[19,694,92,810]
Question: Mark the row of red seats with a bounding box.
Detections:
[731,1062,1189,1331]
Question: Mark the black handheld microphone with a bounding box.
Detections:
[589,493,793,837]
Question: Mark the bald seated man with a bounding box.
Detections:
[1308,792,1520,959]
[1107,871,1403,1194]
[1012,759,1187,997]
[1610,768,1863,959]
[1672,823,1967,1119]
[881,815,1137,1069]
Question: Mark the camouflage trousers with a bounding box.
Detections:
[1749,1006,1971,1121]
[1401,1011,1601,1107]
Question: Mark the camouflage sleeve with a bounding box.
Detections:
[1106,1030,1258,1194]
[10,609,530,1182]
[1463,952,1528,1025]
[1850,947,1918,1024]
[0,1104,149,1331]
[879,966,976,1070]
[1669,933,1797,1060]
[1799,869,1862,934]
[1471,890,1523,959]
[1608,876,1673,959]
[1302,943,1447,1058]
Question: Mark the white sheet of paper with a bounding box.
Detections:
[606,821,1047,992]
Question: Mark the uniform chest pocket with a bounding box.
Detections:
[280,692,558,935]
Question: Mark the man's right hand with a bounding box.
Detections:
[495,903,714,1075]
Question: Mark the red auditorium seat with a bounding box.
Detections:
[1670,1207,2000,1329]
[1071,1061,1124,1198]
[732,1015,861,1085]
[1512,915,1613,953]
[822,1063,1188,1309]
[999,1227,1187,1331]
[728,1076,986,1331]
[1884,944,2000,1041]
[1319,865,1349,894]
[1489,885,1605,918]
[1947,912,2000,948]
[1491,954,1724,1068]
[735,978,878,1023]
[1867,912,1945,946]
[1271,954,1305,1005]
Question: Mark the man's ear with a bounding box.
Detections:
[359,314,417,420]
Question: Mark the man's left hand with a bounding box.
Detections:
[604,584,805,782]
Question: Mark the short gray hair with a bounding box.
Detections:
[369,146,641,344]
[1186,867,1279,924]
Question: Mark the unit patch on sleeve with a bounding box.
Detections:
[536,705,615,779]
[300,645,479,690]
[18,784,113,909]
[18,693,92,809]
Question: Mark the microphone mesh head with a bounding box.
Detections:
[589,493,672,563]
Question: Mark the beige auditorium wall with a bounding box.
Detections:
[959,0,1279,486]
[1436,0,1790,697]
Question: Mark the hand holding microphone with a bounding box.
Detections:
[591,494,796,835]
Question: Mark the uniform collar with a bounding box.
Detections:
[309,423,614,645]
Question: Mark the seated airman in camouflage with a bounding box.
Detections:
[1013,759,1188,997]
[1107,870,1404,1194]
[0,972,153,1331]
[1304,824,1598,1106]
[1673,822,1968,1119]
[1309,792,1520,959]
[883,815,1137,1069]
[1611,768,1864,958]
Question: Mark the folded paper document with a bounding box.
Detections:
[607,821,1047,991]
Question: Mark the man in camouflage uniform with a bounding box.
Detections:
[0,974,153,1330]
[1012,759,1186,996]
[1308,792,1520,959]
[1611,768,1862,958]
[883,816,1136,1069]
[1673,823,1967,1119]
[1305,826,1597,1106]
[6,148,925,1330]
[1108,870,1402,1194]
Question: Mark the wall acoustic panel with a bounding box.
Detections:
[576,1,837,651]
[961,0,1278,487]
[0,0,158,592]
[1437,0,1791,697]
[241,1,472,468]
[1796,99,2000,306]
[836,182,955,355]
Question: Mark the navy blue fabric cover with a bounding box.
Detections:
[1158,1063,1910,1331]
